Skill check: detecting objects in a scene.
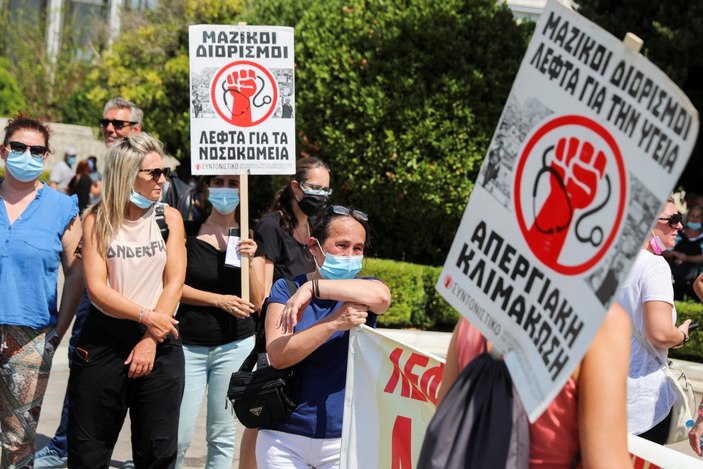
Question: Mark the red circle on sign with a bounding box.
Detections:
[514,115,626,275]
[210,60,278,127]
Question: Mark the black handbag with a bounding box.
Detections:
[227,278,300,428]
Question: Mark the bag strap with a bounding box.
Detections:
[239,277,299,373]
[155,203,169,242]
[631,323,667,368]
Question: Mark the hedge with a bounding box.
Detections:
[363,257,703,362]
[670,300,703,362]
[363,258,459,331]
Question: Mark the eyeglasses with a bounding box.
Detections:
[139,167,171,181]
[299,181,333,196]
[658,213,683,228]
[7,141,49,157]
[327,205,368,221]
[99,119,139,130]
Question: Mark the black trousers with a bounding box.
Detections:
[67,307,184,469]
[638,408,673,445]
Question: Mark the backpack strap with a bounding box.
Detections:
[155,203,169,243]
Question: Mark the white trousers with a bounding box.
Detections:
[256,429,341,469]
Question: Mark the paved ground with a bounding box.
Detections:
[34,325,703,467]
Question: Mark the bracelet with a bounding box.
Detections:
[138,309,145,324]
[312,278,320,298]
[698,403,703,418]
[143,309,152,326]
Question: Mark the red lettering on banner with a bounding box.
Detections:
[630,454,661,469]
[383,347,444,405]
[391,415,412,469]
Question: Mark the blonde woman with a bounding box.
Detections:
[67,133,186,468]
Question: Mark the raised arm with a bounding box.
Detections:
[250,255,274,312]
[277,278,391,333]
[578,303,632,469]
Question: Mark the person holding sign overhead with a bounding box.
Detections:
[175,174,258,469]
[617,198,692,444]
[437,303,631,467]
[257,204,391,468]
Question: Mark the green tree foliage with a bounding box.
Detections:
[576,0,703,193]
[69,0,246,160]
[70,0,531,265]
[0,7,96,121]
[0,57,26,116]
[243,0,532,264]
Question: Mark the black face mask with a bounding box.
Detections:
[298,194,327,216]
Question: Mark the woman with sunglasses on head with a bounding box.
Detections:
[0,115,83,468]
[256,205,391,468]
[175,175,258,469]
[67,133,186,468]
[616,198,692,444]
[242,157,331,468]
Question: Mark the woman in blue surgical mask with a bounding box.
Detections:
[255,205,391,468]
[68,133,187,467]
[0,115,83,468]
[174,175,259,469]
[663,204,703,301]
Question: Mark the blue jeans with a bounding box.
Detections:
[45,290,90,456]
[176,336,254,469]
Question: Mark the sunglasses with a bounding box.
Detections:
[658,213,683,228]
[299,181,333,197]
[139,167,171,181]
[327,205,368,221]
[7,141,49,157]
[99,119,139,130]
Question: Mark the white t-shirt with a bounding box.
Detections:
[616,249,677,435]
[49,160,75,193]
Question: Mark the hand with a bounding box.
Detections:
[144,309,179,341]
[679,319,693,337]
[216,294,255,319]
[124,336,157,378]
[238,238,257,258]
[330,302,369,331]
[689,415,703,456]
[276,281,314,334]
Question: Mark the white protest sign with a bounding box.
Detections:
[341,326,443,469]
[188,25,295,175]
[436,0,699,421]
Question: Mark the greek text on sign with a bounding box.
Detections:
[189,25,295,175]
[437,0,698,421]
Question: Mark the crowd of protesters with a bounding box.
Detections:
[2,97,703,469]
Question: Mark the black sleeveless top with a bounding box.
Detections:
[175,221,255,345]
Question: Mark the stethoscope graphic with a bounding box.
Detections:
[531,144,610,247]
[222,74,273,117]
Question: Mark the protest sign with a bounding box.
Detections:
[341,326,443,469]
[436,0,699,420]
[188,25,295,175]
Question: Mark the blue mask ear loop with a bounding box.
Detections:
[313,238,327,273]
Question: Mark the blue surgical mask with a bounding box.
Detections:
[130,190,156,209]
[315,239,363,279]
[687,222,702,230]
[5,150,44,182]
[208,188,239,215]
[67,156,76,167]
